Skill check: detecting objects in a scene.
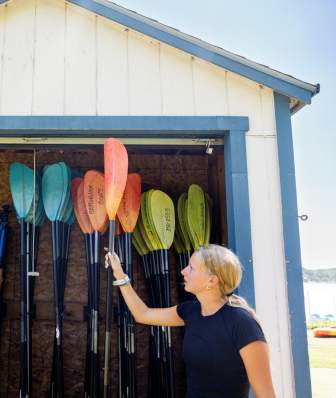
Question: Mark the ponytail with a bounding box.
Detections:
[227,293,260,324]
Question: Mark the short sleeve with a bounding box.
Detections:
[233,310,266,351]
[176,300,197,321]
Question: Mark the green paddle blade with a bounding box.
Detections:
[148,190,175,250]
[42,163,65,222]
[9,162,35,219]
[204,193,213,245]
[177,193,192,252]
[187,184,206,248]
[140,192,161,251]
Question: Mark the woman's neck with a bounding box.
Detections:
[196,293,228,316]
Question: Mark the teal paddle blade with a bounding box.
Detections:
[66,209,76,225]
[9,162,35,219]
[57,163,71,221]
[71,168,83,179]
[25,173,41,224]
[42,163,65,222]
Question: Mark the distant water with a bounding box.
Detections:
[304,282,336,320]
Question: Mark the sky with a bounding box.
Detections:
[110,0,336,269]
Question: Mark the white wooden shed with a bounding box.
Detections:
[0,0,319,397]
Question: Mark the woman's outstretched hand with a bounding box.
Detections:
[104,250,125,280]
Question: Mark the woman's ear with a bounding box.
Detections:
[209,274,219,287]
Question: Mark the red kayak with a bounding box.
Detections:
[314,326,336,337]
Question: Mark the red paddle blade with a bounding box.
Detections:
[83,170,108,233]
[117,173,141,233]
[71,178,93,234]
[104,138,128,220]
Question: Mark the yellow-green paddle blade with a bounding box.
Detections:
[132,234,145,257]
[145,190,163,249]
[148,190,175,250]
[173,226,184,254]
[177,193,191,252]
[133,221,149,255]
[187,184,205,247]
[204,193,213,245]
[184,197,199,251]
[140,192,161,251]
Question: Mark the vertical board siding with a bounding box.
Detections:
[0,0,277,132]
[260,86,276,134]
[193,58,229,115]
[0,6,5,113]
[227,71,263,133]
[96,16,128,115]
[160,43,194,115]
[246,135,294,397]
[1,0,35,115]
[64,3,96,115]
[33,0,65,114]
[128,30,161,115]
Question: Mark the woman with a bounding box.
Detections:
[105,244,276,398]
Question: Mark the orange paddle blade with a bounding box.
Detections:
[117,173,141,233]
[71,178,93,234]
[104,138,128,220]
[83,170,108,233]
[115,216,124,236]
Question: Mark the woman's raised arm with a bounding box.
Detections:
[105,251,184,327]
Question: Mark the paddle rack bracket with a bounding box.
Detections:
[28,271,40,277]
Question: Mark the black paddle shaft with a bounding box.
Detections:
[51,221,64,398]
[19,218,28,397]
[103,219,115,398]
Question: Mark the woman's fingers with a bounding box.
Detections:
[104,251,121,269]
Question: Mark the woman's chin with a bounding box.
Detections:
[184,284,192,293]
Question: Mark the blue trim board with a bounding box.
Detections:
[0,116,249,137]
[224,130,255,308]
[0,113,255,308]
[274,93,312,397]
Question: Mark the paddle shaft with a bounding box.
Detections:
[103,219,115,398]
[19,218,28,398]
[51,221,64,398]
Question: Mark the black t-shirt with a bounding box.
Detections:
[176,300,266,398]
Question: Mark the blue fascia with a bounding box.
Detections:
[0,115,249,137]
[274,93,312,397]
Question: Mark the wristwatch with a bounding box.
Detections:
[113,274,131,286]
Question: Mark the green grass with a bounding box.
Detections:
[307,330,336,369]
[307,320,336,329]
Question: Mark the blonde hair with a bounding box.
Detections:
[196,244,258,321]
